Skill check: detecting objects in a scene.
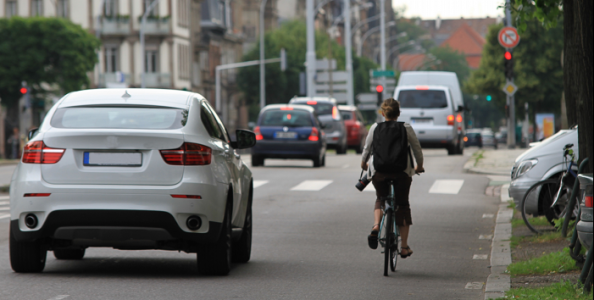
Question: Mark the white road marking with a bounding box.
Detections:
[428,180,464,194]
[0,201,9,205]
[47,296,70,300]
[0,214,10,220]
[0,196,9,200]
[290,180,333,191]
[479,234,493,240]
[342,164,350,169]
[473,254,488,260]
[253,180,269,189]
[482,214,494,218]
[465,282,484,289]
[0,207,9,211]
[363,184,376,192]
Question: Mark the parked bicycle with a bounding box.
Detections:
[521,143,579,233]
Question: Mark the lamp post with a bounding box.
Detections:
[140,0,160,88]
[259,0,268,109]
[357,21,395,56]
[306,0,316,97]
[344,0,354,105]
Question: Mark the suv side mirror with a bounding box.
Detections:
[28,128,38,140]
[457,105,464,112]
[231,129,257,149]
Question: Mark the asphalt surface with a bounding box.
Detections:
[0,148,501,300]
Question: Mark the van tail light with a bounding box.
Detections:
[254,126,263,140]
[160,143,211,165]
[447,115,455,126]
[22,141,65,164]
[456,114,463,123]
[308,127,320,141]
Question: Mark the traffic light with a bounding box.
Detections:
[504,51,514,80]
[20,81,29,95]
[486,95,492,101]
[376,85,384,106]
[20,87,28,94]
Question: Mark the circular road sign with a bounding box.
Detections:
[498,27,520,49]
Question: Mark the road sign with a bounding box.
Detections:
[315,59,336,70]
[357,93,377,103]
[315,93,348,102]
[315,71,348,82]
[502,82,518,96]
[372,70,395,78]
[370,78,396,85]
[498,27,520,49]
[357,103,378,111]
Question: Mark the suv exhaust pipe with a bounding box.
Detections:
[186,215,202,231]
[25,214,38,229]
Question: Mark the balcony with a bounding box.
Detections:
[141,73,171,88]
[101,17,130,35]
[99,72,131,88]
[139,17,171,35]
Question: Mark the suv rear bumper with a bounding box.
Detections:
[11,210,222,250]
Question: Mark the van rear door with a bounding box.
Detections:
[396,88,454,142]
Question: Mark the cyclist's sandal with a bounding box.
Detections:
[400,246,413,258]
[367,225,379,250]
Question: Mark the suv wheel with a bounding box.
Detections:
[336,142,347,155]
[447,145,456,155]
[9,223,46,273]
[251,155,264,167]
[232,182,253,263]
[54,248,85,260]
[197,195,232,276]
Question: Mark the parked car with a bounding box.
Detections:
[509,127,579,216]
[9,89,256,275]
[251,104,327,167]
[338,105,368,154]
[289,97,347,154]
[393,85,465,155]
[481,130,498,149]
[577,173,592,251]
[465,129,483,148]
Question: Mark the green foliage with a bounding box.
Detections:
[512,0,563,33]
[507,247,579,276]
[423,46,470,82]
[0,17,100,108]
[237,20,378,121]
[464,19,563,121]
[499,280,591,300]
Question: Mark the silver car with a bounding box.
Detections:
[509,127,579,214]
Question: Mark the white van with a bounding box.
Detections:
[394,71,466,155]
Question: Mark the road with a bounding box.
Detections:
[0,149,501,300]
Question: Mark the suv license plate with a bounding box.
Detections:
[411,118,433,125]
[275,132,297,139]
[84,152,142,166]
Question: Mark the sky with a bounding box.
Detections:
[394,0,506,20]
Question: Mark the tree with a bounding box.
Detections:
[464,21,563,134]
[513,0,592,172]
[0,17,100,120]
[237,20,378,121]
[423,46,470,82]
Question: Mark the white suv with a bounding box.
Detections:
[9,89,256,275]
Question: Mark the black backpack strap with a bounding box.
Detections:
[408,145,414,169]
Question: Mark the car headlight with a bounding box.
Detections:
[516,159,538,178]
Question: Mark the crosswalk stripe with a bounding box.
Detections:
[428,180,464,194]
[0,196,9,200]
[253,180,269,189]
[0,214,10,220]
[0,201,9,205]
[290,180,333,191]
[363,184,376,192]
[0,207,9,211]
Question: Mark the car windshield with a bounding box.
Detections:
[340,111,352,120]
[51,107,187,129]
[295,102,334,116]
[398,90,448,109]
[260,109,313,127]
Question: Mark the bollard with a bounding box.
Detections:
[562,158,589,237]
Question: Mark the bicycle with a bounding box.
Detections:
[377,179,400,276]
[521,143,578,234]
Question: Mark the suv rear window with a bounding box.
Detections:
[398,90,448,109]
[294,101,334,116]
[51,107,187,129]
[260,109,313,127]
[340,111,352,120]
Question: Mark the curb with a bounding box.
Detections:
[463,157,512,176]
[484,185,513,299]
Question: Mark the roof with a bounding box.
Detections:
[338,105,357,111]
[417,17,499,42]
[440,23,486,69]
[261,104,315,113]
[290,97,337,104]
[397,54,428,71]
[59,89,196,109]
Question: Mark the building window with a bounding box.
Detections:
[31,0,43,16]
[104,0,118,17]
[5,1,17,17]
[177,0,189,28]
[143,0,159,16]
[178,44,190,80]
[145,50,159,73]
[104,46,119,73]
[57,0,69,18]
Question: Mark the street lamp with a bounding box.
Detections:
[260,0,268,109]
[356,20,396,56]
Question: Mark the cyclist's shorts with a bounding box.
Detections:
[372,171,412,226]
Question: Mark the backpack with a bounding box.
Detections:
[372,121,411,174]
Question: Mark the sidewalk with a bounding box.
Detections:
[464,148,526,176]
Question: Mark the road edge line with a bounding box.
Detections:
[484,200,513,299]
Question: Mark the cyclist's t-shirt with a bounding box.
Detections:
[361,122,423,178]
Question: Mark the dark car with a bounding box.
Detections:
[338,105,368,153]
[464,129,483,148]
[289,97,348,154]
[251,104,327,167]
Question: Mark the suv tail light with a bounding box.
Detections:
[585,185,593,208]
[160,143,211,165]
[22,141,65,164]
[308,127,319,141]
[254,126,263,140]
[447,115,455,126]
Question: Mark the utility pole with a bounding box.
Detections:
[260,0,268,109]
[344,0,354,106]
[379,0,387,101]
[505,0,516,148]
[306,0,316,98]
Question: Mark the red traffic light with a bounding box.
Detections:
[376,85,384,93]
[20,87,28,94]
[504,51,512,60]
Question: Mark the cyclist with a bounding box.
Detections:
[361,98,424,258]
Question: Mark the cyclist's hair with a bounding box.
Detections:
[381,98,400,119]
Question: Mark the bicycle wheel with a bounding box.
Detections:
[521,179,558,234]
[383,211,393,276]
[390,222,399,272]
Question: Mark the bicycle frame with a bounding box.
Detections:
[377,182,399,250]
[551,150,577,208]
